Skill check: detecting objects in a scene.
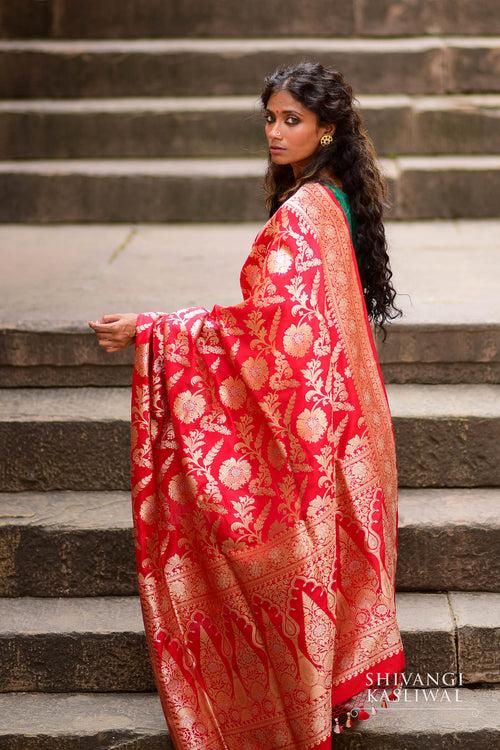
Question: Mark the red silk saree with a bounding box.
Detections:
[130,181,405,749]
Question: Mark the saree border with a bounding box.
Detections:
[289,183,399,555]
[287,182,404,702]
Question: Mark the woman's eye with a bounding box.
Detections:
[263,115,299,125]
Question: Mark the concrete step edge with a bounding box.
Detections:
[1,155,500,173]
[1,93,500,111]
[0,591,497,636]
[0,36,499,52]
[0,487,498,532]
[2,384,499,421]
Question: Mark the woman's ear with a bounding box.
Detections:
[320,124,336,139]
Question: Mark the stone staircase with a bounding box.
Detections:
[0,1,499,747]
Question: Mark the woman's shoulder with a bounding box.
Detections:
[285,180,346,217]
[292,179,347,203]
[268,181,348,238]
[283,180,327,208]
[283,180,357,244]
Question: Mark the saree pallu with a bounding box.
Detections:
[130,181,405,750]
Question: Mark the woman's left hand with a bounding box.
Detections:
[88,313,138,353]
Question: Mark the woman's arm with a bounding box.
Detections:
[88,313,138,353]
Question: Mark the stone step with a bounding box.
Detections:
[1,95,500,159]
[0,592,498,691]
[2,321,499,387]
[1,689,498,750]
[0,384,499,491]
[0,489,498,597]
[449,592,500,684]
[397,489,500,592]
[0,156,500,222]
[0,220,498,386]
[0,692,170,749]
[390,384,500,487]
[0,38,499,98]
[1,0,499,39]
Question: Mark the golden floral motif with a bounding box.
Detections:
[267,247,293,274]
[348,459,369,483]
[219,375,247,410]
[283,321,314,358]
[296,406,328,443]
[213,568,234,588]
[139,494,157,524]
[241,356,269,390]
[169,578,188,598]
[168,473,195,504]
[242,262,260,289]
[218,457,252,489]
[267,438,287,469]
[173,389,206,424]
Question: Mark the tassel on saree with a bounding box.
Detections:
[356,706,371,720]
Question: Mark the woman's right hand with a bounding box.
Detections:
[88,313,138,353]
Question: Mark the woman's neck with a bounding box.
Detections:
[317,170,343,190]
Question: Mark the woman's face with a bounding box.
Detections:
[264,90,334,177]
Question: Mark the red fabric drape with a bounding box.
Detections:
[130,182,405,749]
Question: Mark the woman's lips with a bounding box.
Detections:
[270,146,286,151]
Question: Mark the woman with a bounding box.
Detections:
[89,62,405,749]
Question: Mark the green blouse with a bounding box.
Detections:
[317,179,358,250]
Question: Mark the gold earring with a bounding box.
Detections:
[320,133,333,147]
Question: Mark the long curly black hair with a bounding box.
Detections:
[260,61,402,340]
